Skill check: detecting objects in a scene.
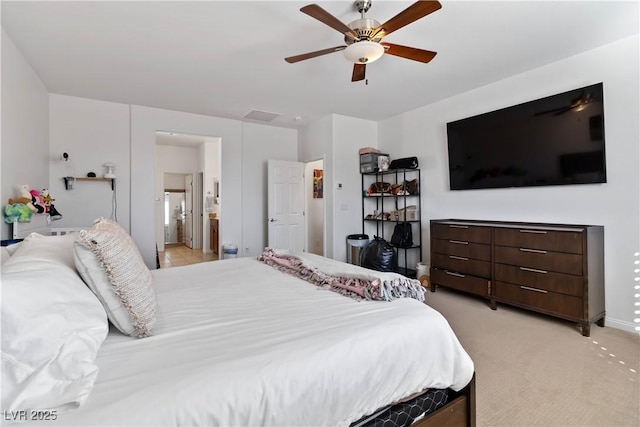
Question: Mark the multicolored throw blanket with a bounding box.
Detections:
[258,248,425,302]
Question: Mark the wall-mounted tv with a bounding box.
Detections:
[446,83,606,190]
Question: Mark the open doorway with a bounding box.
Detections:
[305,159,325,256]
[164,189,186,245]
[155,132,221,261]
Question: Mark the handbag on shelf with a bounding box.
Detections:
[367,181,392,194]
[389,157,419,170]
[402,179,419,195]
[390,223,413,248]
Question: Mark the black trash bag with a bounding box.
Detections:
[360,236,398,272]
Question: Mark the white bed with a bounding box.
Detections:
[1,219,474,427]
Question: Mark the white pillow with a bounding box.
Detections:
[1,247,11,265]
[9,232,77,270]
[1,255,108,412]
[74,218,157,338]
[1,241,22,265]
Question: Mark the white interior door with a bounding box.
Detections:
[185,175,193,248]
[192,172,203,250]
[268,160,305,251]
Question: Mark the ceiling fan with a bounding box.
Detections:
[534,91,597,116]
[285,0,442,82]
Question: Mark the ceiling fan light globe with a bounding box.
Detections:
[343,41,384,64]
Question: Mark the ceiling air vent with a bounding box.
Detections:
[243,109,280,122]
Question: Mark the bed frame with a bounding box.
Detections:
[12,215,83,239]
[415,373,476,427]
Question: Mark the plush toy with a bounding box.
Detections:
[19,185,37,213]
[3,203,33,223]
[40,189,53,214]
[49,204,62,220]
[29,189,46,213]
[7,197,31,205]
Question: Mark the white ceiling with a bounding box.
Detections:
[2,1,638,129]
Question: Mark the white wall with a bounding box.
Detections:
[332,115,378,262]
[164,172,187,190]
[305,159,324,256]
[299,115,334,257]
[298,114,378,262]
[131,106,299,268]
[378,35,640,332]
[241,122,298,257]
[1,30,50,240]
[131,106,241,267]
[49,95,130,231]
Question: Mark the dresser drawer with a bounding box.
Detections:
[494,227,583,254]
[432,253,491,277]
[494,281,583,319]
[494,246,583,276]
[432,268,490,296]
[431,223,491,244]
[494,263,583,297]
[431,239,491,261]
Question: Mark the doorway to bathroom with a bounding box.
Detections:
[164,190,186,246]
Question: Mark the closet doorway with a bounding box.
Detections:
[305,159,325,256]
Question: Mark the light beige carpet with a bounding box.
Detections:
[425,287,640,427]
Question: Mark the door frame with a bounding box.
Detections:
[304,158,326,256]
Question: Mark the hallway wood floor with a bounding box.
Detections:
[158,244,218,268]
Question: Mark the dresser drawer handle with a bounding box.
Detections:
[519,248,548,254]
[445,271,466,278]
[520,266,548,274]
[519,229,547,234]
[449,255,469,261]
[449,240,469,245]
[520,285,548,294]
[449,225,469,229]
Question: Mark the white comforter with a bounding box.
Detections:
[47,256,474,426]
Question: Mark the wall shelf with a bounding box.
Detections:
[63,177,115,190]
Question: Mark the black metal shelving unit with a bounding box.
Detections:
[361,168,422,278]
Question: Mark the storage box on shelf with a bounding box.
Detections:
[359,152,389,173]
[361,168,421,277]
[430,219,605,336]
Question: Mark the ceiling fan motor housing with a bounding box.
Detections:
[345,18,383,44]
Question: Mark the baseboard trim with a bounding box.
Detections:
[605,317,639,335]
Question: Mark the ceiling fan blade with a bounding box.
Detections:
[352,63,366,82]
[285,46,346,63]
[372,1,442,38]
[553,107,573,116]
[534,106,571,116]
[301,4,358,39]
[381,43,437,63]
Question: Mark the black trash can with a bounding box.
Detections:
[346,234,369,266]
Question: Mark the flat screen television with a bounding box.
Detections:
[446,83,606,190]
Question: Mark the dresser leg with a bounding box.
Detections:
[581,323,591,337]
[489,299,497,310]
[596,317,605,327]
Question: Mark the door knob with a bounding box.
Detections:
[269,218,278,222]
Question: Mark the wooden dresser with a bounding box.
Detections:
[209,219,219,255]
[430,219,605,336]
